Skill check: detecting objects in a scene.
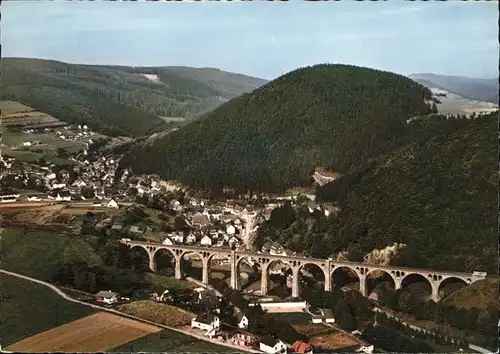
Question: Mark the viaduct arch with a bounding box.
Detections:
[122,239,485,302]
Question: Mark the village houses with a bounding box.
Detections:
[191,313,220,337]
[259,336,287,354]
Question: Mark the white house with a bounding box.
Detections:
[72,179,87,188]
[228,235,240,248]
[95,290,119,304]
[236,313,249,329]
[259,336,287,354]
[162,236,174,246]
[226,224,236,235]
[355,345,374,353]
[171,232,184,244]
[106,198,119,209]
[200,235,212,247]
[311,315,323,324]
[191,313,220,332]
[55,193,71,202]
[27,196,42,202]
[170,199,181,209]
[186,232,197,244]
[320,308,335,323]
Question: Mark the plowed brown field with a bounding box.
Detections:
[6,312,161,353]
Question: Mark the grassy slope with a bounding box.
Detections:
[1,274,96,347]
[110,329,235,352]
[162,66,268,97]
[443,278,499,311]
[124,64,433,192]
[0,229,232,351]
[117,300,195,327]
[1,228,102,280]
[1,58,266,137]
[0,100,33,114]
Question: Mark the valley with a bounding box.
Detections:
[1,63,497,354]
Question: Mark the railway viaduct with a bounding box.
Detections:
[120,239,487,302]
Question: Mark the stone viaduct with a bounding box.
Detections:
[120,239,487,302]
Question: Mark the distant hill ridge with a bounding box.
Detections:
[1,58,267,137]
[409,73,499,105]
[122,63,435,192]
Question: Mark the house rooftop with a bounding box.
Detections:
[292,340,313,353]
[260,335,281,347]
[96,290,117,298]
[194,313,217,325]
[321,308,334,318]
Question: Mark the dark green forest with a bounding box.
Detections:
[1,58,265,137]
[122,64,435,192]
[255,113,497,273]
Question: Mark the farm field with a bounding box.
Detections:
[111,328,235,353]
[3,150,77,166]
[0,228,102,280]
[0,274,96,347]
[0,100,33,114]
[0,100,105,159]
[5,312,161,353]
[435,93,499,116]
[160,116,187,122]
[293,324,361,351]
[116,300,195,327]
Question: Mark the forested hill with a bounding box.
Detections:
[1,58,267,137]
[312,112,497,273]
[122,64,434,192]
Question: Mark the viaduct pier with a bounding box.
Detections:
[120,239,486,302]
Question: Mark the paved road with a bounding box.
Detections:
[0,269,259,353]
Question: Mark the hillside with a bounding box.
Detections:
[410,73,499,105]
[122,64,434,192]
[1,58,267,137]
[443,278,499,312]
[311,112,497,273]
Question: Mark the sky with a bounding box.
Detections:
[2,0,498,80]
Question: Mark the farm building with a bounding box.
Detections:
[355,345,374,353]
[162,236,174,245]
[95,290,119,304]
[291,340,313,354]
[236,312,249,329]
[230,331,258,347]
[320,308,335,323]
[311,315,323,324]
[191,313,220,332]
[106,198,119,209]
[200,235,212,247]
[259,335,287,354]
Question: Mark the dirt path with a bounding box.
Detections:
[0,269,259,353]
